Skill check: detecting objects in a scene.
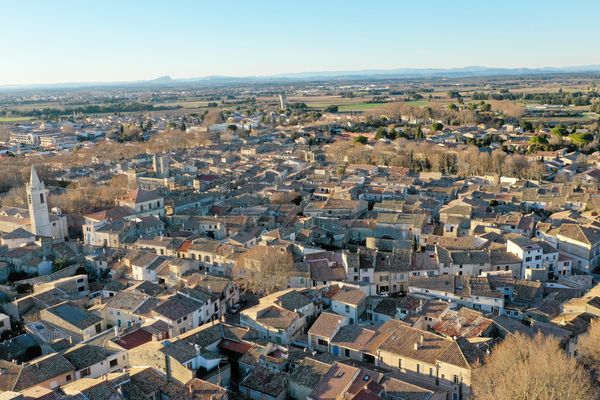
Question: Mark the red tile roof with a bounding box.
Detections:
[115,328,153,350]
[218,338,253,354]
[177,240,192,253]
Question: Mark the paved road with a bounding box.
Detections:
[224,291,259,325]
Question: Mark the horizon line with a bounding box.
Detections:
[2,63,600,89]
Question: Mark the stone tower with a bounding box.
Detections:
[278,94,287,110]
[153,153,170,178]
[27,166,51,237]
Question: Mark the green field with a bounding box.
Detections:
[0,116,34,122]
[522,111,599,124]
[305,102,384,112]
[338,103,384,112]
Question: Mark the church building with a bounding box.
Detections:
[0,166,68,241]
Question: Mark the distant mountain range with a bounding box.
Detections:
[3,65,600,91]
[272,65,600,79]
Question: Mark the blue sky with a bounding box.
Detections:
[2,0,599,85]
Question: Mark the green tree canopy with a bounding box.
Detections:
[375,126,397,140]
[520,120,534,132]
[479,102,492,112]
[354,135,368,144]
[432,122,444,132]
[529,135,549,145]
[569,132,594,147]
[375,127,387,140]
[551,124,569,137]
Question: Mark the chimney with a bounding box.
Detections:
[414,342,419,351]
[419,335,424,345]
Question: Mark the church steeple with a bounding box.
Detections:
[26,166,51,236]
[30,166,42,188]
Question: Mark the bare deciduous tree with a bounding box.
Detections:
[575,154,588,171]
[472,333,597,400]
[0,125,10,142]
[203,109,223,125]
[49,174,128,226]
[325,140,365,164]
[323,135,547,179]
[0,186,27,207]
[234,246,294,295]
[577,318,600,381]
[488,100,525,118]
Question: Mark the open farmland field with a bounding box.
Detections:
[0,116,35,122]
[404,99,433,107]
[522,111,600,125]
[338,103,385,112]
[508,83,593,94]
[160,100,210,109]
[287,95,371,108]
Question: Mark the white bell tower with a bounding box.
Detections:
[27,166,51,237]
